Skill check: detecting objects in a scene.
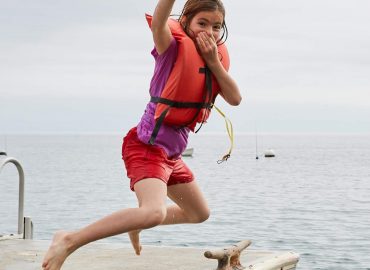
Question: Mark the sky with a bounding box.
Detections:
[1,0,370,134]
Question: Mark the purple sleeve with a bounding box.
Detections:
[149,38,178,97]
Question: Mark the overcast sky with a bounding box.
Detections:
[1,0,369,134]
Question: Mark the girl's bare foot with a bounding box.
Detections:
[42,231,73,270]
[128,230,142,255]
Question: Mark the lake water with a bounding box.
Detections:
[1,133,369,269]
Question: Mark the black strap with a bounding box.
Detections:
[149,106,170,145]
[150,96,211,109]
[194,66,213,133]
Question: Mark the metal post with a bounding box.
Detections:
[0,154,25,235]
[24,216,33,239]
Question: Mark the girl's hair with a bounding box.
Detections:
[178,0,228,44]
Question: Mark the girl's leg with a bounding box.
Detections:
[164,180,210,225]
[128,180,210,252]
[42,178,167,270]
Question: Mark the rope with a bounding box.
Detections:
[212,104,234,164]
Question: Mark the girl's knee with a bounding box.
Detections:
[191,207,210,223]
[143,206,167,228]
[199,207,211,223]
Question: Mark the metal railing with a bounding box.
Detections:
[0,152,33,239]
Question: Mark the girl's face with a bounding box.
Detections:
[187,10,224,42]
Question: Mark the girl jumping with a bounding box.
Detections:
[42,0,241,269]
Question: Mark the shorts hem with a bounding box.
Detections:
[130,176,168,191]
[167,177,195,186]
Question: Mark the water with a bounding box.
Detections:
[1,133,369,269]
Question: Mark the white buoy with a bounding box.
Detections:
[264,149,275,158]
[182,148,194,157]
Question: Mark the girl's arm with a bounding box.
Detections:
[196,32,242,106]
[151,0,176,54]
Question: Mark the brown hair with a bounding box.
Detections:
[178,0,228,44]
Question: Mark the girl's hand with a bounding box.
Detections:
[196,32,219,67]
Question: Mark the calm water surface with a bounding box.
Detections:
[1,133,369,270]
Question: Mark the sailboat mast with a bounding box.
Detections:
[255,124,259,160]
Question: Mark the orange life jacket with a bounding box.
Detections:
[145,14,230,144]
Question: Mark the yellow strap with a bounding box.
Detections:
[212,104,234,164]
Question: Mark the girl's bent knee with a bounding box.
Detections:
[191,208,210,223]
[143,207,167,228]
[199,208,211,223]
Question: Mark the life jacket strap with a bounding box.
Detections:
[194,66,214,133]
[150,97,212,109]
[148,105,170,145]
[148,97,213,145]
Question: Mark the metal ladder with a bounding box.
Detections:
[0,152,33,239]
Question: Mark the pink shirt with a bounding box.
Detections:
[136,38,190,159]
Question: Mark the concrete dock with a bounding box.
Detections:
[1,154,300,269]
[0,239,299,270]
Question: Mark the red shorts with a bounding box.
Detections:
[122,127,194,191]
